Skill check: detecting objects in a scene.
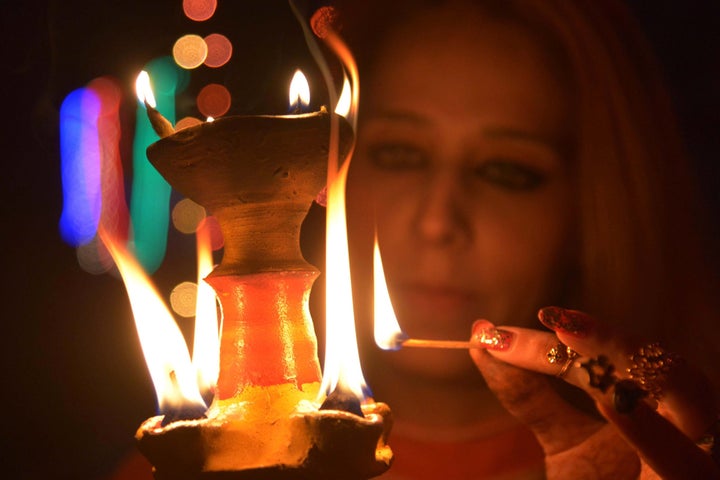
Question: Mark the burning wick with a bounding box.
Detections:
[135,70,175,138]
[144,101,175,139]
[160,370,208,426]
[320,384,364,417]
[385,330,504,350]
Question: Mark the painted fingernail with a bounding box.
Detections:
[471,320,514,351]
[613,379,648,414]
[538,306,594,338]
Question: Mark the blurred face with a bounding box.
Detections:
[348,9,576,378]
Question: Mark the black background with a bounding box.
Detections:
[1,1,718,478]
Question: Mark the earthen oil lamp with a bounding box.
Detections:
[133,72,393,479]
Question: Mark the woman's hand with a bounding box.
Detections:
[469,307,720,480]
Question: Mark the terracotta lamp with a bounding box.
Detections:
[135,110,393,479]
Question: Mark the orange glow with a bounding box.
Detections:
[135,71,156,108]
[196,83,231,118]
[289,69,310,111]
[99,228,206,414]
[373,236,405,350]
[203,33,232,68]
[192,218,220,398]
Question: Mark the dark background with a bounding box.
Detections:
[1,1,718,478]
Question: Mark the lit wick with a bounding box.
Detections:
[320,384,364,417]
[144,101,175,139]
[160,370,207,426]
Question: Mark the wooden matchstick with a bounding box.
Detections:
[400,338,482,349]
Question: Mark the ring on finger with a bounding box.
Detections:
[547,342,580,378]
[627,342,682,400]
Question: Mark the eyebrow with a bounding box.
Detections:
[482,127,561,150]
[364,111,567,152]
[363,110,432,126]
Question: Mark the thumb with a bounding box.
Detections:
[470,321,603,455]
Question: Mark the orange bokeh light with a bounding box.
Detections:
[196,83,231,118]
[182,0,217,22]
[203,33,233,68]
[173,34,208,70]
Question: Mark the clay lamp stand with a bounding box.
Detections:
[135,110,393,479]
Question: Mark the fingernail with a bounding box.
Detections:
[613,379,648,414]
[471,320,514,351]
[538,306,594,338]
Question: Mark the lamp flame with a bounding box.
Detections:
[317,27,370,402]
[135,70,157,108]
[321,160,369,400]
[373,236,405,350]
[289,69,310,111]
[99,228,206,415]
[334,75,352,118]
[192,218,220,402]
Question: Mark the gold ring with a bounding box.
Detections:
[547,342,579,378]
[626,342,681,400]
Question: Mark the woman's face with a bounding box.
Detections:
[349,11,575,377]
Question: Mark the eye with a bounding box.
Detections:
[474,160,546,190]
[367,144,428,170]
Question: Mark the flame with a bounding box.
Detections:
[135,70,157,108]
[318,29,370,401]
[334,75,351,118]
[373,235,405,350]
[98,228,206,413]
[289,69,310,110]
[192,219,220,399]
[321,160,368,399]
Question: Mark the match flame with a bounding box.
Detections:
[99,228,206,414]
[373,236,405,350]
[135,70,157,108]
[289,69,310,111]
[192,218,220,400]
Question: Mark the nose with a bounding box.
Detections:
[414,171,470,246]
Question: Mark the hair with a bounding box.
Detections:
[338,0,720,388]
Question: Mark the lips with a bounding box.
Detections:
[390,283,479,337]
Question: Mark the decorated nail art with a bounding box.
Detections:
[472,325,514,351]
[538,306,594,338]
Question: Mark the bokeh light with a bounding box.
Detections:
[76,235,114,275]
[173,34,208,69]
[89,76,129,244]
[183,0,217,22]
[129,57,180,274]
[172,198,207,234]
[196,83,231,118]
[59,87,102,246]
[199,216,224,251]
[170,281,198,318]
[175,116,202,130]
[203,33,232,68]
[310,6,340,39]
